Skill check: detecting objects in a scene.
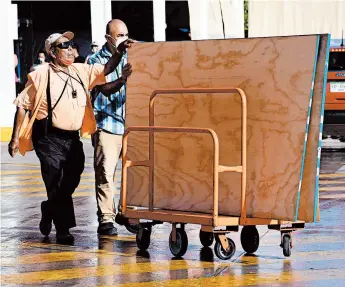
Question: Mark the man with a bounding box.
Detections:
[30,51,47,72]
[88,20,136,236]
[72,43,86,63]
[85,41,100,63]
[8,31,133,243]
[91,41,99,54]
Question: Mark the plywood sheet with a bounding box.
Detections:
[125,35,320,221]
[297,34,330,222]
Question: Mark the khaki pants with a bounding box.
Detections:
[93,129,122,224]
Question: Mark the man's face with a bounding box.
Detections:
[91,45,99,53]
[51,36,75,63]
[106,26,129,51]
[38,53,45,63]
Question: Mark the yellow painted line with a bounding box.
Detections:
[320,173,345,178]
[1,178,95,187]
[319,180,345,185]
[1,174,44,180]
[1,172,120,179]
[1,184,95,193]
[1,260,222,284]
[115,268,345,287]
[232,250,345,265]
[320,194,345,199]
[18,242,137,257]
[1,163,94,168]
[0,170,96,176]
[319,186,345,192]
[297,250,345,258]
[24,191,98,197]
[1,163,40,168]
[20,241,134,252]
[1,179,44,187]
[1,251,132,266]
[23,190,120,197]
[0,127,13,142]
[1,174,94,180]
[5,245,345,269]
[99,235,136,242]
[0,170,42,175]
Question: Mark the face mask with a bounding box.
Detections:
[107,35,128,52]
[38,58,44,64]
[116,36,128,48]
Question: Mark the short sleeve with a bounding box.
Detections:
[85,63,106,90]
[87,54,101,65]
[13,76,36,110]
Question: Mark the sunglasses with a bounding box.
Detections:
[54,41,76,49]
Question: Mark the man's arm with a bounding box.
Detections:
[93,63,132,99]
[96,78,126,97]
[103,39,134,76]
[8,107,28,157]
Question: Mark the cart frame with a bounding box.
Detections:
[120,88,304,259]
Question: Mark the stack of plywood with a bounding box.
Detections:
[125,34,330,223]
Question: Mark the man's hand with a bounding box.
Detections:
[8,137,19,157]
[117,39,136,54]
[121,63,132,81]
[105,39,135,76]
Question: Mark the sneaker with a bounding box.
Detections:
[97,222,118,235]
[56,230,74,244]
[39,201,52,236]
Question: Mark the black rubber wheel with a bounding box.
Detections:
[169,229,188,257]
[199,230,214,247]
[125,223,139,234]
[282,234,291,257]
[214,237,236,260]
[136,227,151,250]
[240,226,260,254]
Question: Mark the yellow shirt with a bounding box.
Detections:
[15,63,105,155]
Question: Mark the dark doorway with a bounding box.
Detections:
[111,1,154,42]
[165,1,190,41]
[13,1,91,82]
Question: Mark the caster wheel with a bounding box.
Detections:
[169,229,188,257]
[214,237,236,260]
[136,227,151,250]
[199,230,214,247]
[240,226,260,254]
[282,234,291,257]
[125,223,139,234]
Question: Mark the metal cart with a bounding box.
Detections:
[118,88,305,260]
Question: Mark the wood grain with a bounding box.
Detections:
[125,36,320,221]
[298,34,329,222]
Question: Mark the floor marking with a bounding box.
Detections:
[1,260,224,284]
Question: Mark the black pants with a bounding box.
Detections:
[32,120,85,232]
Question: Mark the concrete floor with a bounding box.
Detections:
[1,140,345,286]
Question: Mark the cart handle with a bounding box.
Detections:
[148,88,247,222]
[122,126,221,224]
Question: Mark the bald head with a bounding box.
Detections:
[106,19,128,38]
[105,19,129,54]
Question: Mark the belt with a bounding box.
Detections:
[33,119,79,137]
[50,126,79,136]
